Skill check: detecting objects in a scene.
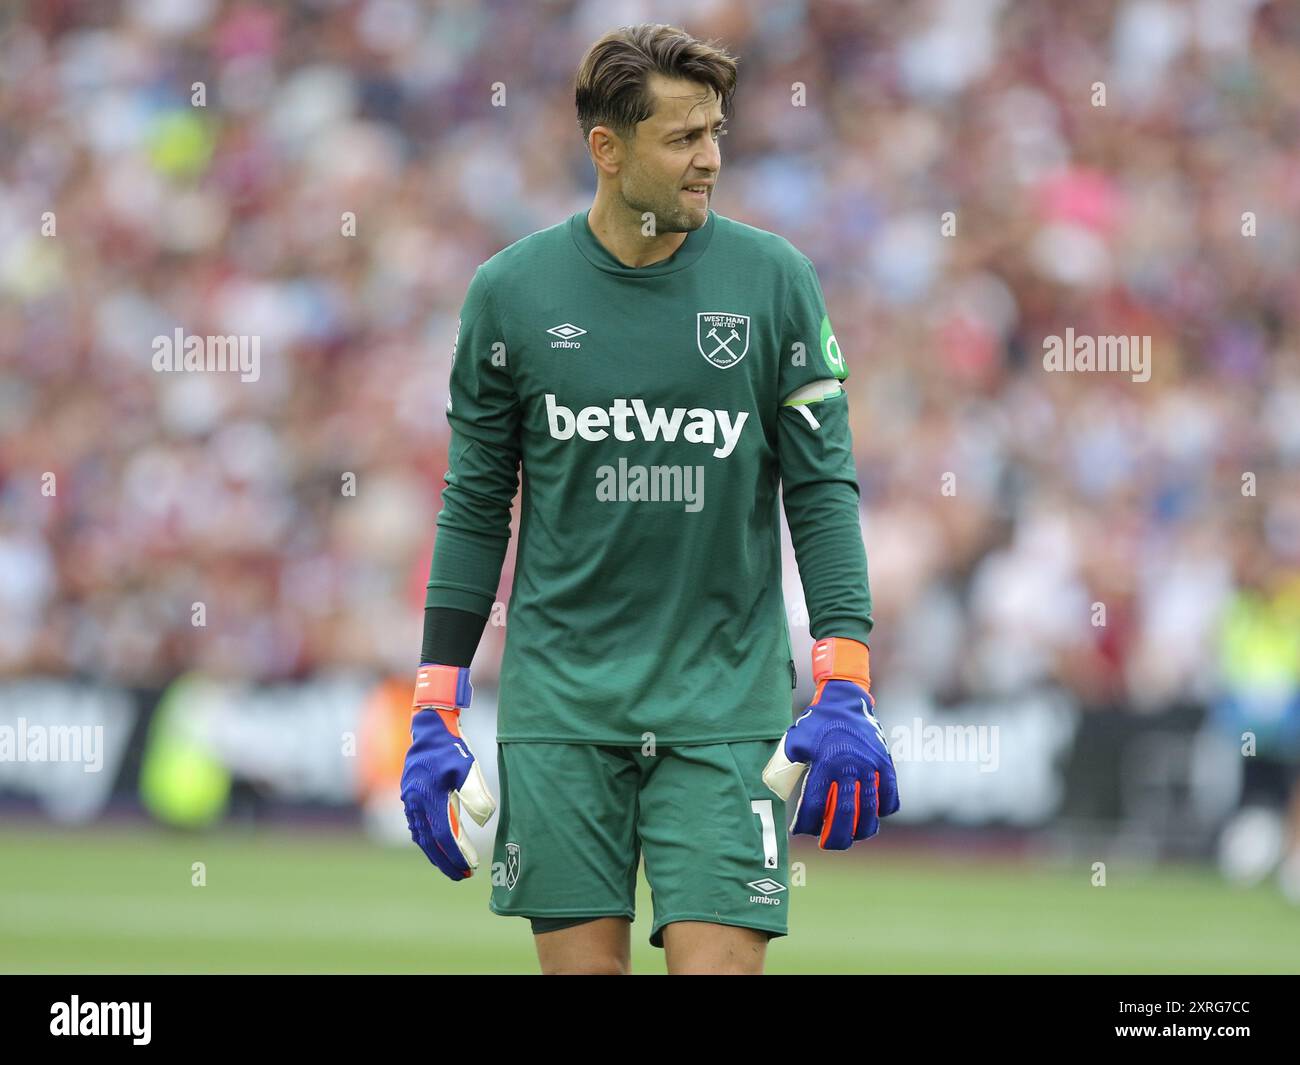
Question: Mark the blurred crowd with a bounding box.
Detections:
[1,0,1298,734]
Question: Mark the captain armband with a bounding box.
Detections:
[781,378,843,428]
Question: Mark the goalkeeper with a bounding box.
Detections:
[401,23,898,975]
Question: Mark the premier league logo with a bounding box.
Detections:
[697,311,751,369]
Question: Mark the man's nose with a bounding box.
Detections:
[695,136,721,174]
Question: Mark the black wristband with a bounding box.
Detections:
[420,606,490,668]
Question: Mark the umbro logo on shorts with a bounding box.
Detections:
[747,877,786,906]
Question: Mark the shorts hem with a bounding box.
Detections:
[496,733,786,747]
[648,912,789,948]
[489,902,636,921]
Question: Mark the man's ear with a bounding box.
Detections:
[588,126,624,176]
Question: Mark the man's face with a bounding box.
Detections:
[617,74,725,233]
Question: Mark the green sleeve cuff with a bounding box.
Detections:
[424,583,496,617]
[811,619,874,646]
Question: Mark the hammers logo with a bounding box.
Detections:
[504,842,521,889]
[696,311,751,369]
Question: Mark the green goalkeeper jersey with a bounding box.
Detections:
[428,208,872,745]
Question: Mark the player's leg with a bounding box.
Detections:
[488,742,641,974]
[636,739,789,975]
[534,916,632,975]
[660,920,769,975]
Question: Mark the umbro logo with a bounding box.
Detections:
[547,323,586,349]
[747,877,786,905]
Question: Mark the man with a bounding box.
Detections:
[401,23,899,975]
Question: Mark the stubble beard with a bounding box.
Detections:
[621,167,708,234]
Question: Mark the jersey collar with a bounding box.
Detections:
[570,208,715,277]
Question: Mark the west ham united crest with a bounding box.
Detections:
[697,311,750,369]
[504,842,521,889]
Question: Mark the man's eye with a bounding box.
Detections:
[675,128,726,145]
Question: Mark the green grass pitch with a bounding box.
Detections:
[1,824,1295,973]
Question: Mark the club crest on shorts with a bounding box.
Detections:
[697,311,750,369]
[504,842,521,889]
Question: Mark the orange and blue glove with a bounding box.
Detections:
[762,637,900,848]
[400,663,496,880]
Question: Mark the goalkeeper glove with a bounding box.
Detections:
[762,637,900,848]
[400,663,496,880]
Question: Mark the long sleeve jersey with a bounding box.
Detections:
[426,208,872,745]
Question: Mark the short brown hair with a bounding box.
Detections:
[575,24,739,143]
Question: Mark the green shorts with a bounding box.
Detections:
[488,740,790,947]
